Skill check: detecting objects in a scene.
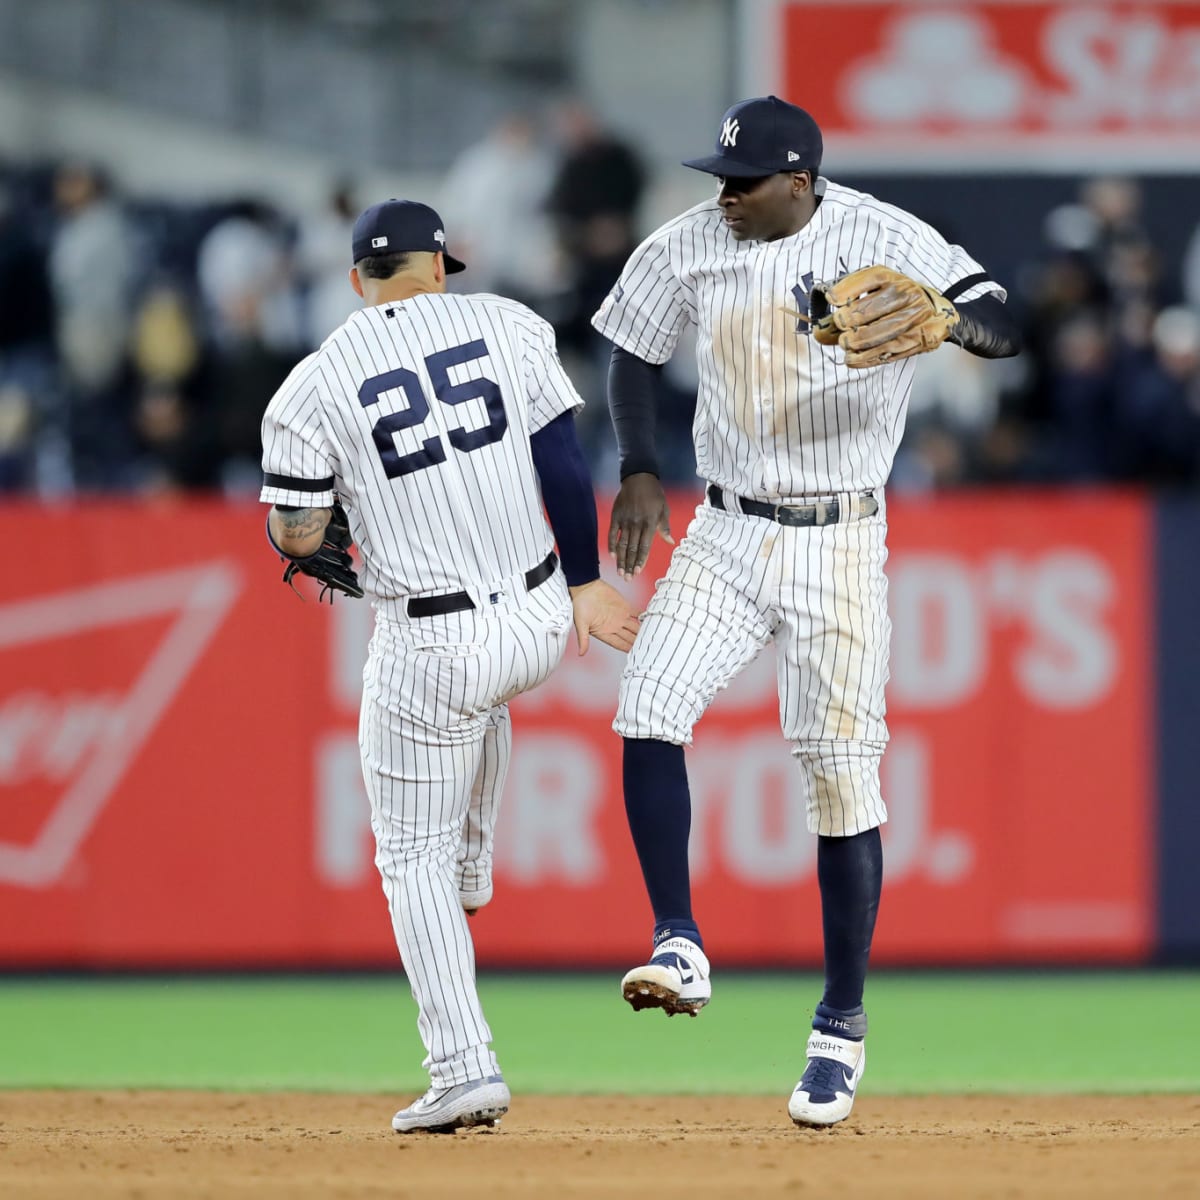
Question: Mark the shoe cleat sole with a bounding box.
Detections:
[789,1107,849,1129]
[396,1103,508,1135]
[622,978,708,1016]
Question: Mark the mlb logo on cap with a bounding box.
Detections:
[351,200,466,273]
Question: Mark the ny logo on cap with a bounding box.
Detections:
[434,229,446,245]
[720,117,740,147]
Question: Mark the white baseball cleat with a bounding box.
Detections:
[392,1075,510,1133]
[788,1031,866,1127]
[620,936,711,1016]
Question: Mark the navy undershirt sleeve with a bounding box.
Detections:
[948,294,1022,359]
[530,411,600,588]
[608,344,664,480]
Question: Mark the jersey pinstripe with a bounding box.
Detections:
[260,293,581,599]
[615,498,890,836]
[595,177,1003,837]
[360,579,571,1089]
[258,289,579,1097]
[591,177,1003,498]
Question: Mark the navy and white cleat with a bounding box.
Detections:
[620,937,711,1017]
[788,1031,866,1127]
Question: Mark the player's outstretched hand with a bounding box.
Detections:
[568,580,641,655]
[609,473,674,580]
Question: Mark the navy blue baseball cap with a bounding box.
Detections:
[351,199,466,272]
[682,96,822,178]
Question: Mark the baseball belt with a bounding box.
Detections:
[707,485,878,527]
[405,551,559,618]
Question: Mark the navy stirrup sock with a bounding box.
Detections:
[816,827,882,1032]
[622,738,702,950]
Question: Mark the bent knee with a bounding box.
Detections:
[792,740,888,837]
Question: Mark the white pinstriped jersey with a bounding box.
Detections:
[260,293,582,599]
[591,178,1004,498]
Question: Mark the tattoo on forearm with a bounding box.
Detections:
[276,507,326,539]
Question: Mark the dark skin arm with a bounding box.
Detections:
[609,473,674,579]
[605,345,676,578]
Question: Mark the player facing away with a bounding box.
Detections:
[260,200,639,1133]
[592,97,1021,1127]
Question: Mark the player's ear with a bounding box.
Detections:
[349,267,365,298]
[432,252,447,289]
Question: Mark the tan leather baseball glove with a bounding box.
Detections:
[809,265,959,368]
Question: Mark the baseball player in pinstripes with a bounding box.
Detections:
[260,200,639,1133]
[592,97,1020,1127]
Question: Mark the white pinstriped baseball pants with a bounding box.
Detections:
[360,573,572,1088]
[615,496,891,836]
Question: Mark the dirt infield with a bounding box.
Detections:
[2,1091,1197,1199]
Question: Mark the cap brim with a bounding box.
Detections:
[681,154,777,178]
[443,251,466,274]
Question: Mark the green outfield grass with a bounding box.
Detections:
[2,972,1198,1094]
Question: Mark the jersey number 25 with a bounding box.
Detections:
[358,338,507,479]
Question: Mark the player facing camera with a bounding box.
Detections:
[594,93,1022,1129]
[712,169,821,242]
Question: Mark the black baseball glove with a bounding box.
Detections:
[270,500,364,602]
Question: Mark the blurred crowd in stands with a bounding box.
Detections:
[894,175,1200,491]
[2,102,1200,497]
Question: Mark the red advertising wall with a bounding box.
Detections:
[0,492,1152,966]
[770,2,1200,168]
